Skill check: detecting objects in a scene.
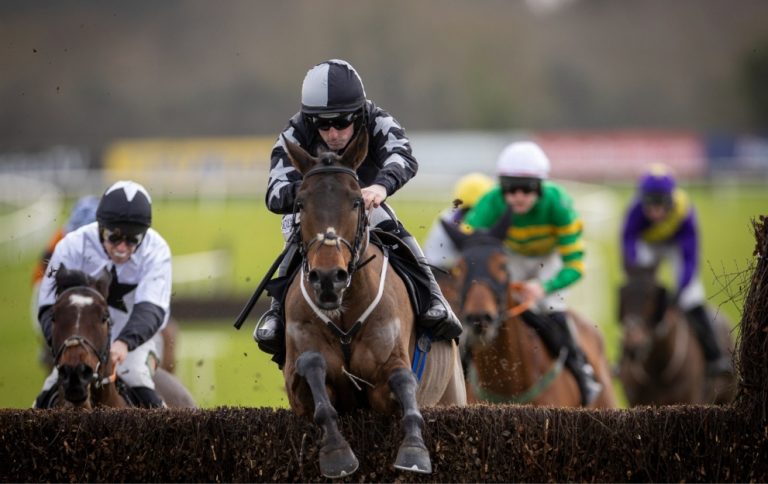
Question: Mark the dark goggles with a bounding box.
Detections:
[501,177,541,195]
[642,192,673,208]
[102,227,145,246]
[311,112,358,131]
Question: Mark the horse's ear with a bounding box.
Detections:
[488,207,513,241]
[440,218,470,250]
[92,268,112,300]
[282,134,316,175]
[340,128,368,171]
[54,263,69,294]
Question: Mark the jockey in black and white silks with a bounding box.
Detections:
[254,59,462,362]
[34,180,172,408]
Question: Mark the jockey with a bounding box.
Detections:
[463,141,603,405]
[423,172,495,271]
[621,164,731,376]
[254,59,463,359]
[33,180,172,408]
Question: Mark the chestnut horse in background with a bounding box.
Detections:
[48,265,196,409]
[618,265,736,405]
[279,130,465,478]
[441,213,617,408]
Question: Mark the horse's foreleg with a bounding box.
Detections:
[295,351,358,478]
[389,367,432,474]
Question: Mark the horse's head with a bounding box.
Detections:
[618,265,670,362]
[442,208,513,345]
[283,129,369,310]
[51,264,112,408]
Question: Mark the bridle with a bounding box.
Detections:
[459,244,511,328]
[52,285,116,389]
[294,164,369,283]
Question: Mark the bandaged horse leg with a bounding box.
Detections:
[389,367,432,474]
[295,351,358,478]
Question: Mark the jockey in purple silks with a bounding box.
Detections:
[621,164,731,376]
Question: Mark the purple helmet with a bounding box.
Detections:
[639,164,675,206]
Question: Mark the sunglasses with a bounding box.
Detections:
[312,113,357,131]
[102,227,144,246]
[501,177,540,195]
[642,193,673,208]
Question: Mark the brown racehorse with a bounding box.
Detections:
[618,265,736,405]
[441,212,617,408]
[49,265,196,409]
[280,130,466,478]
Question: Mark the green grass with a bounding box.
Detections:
[0,185,764,409]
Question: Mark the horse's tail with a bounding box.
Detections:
[415,339,466,407]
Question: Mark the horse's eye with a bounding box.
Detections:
[102,314,109,324]
[352,198,363,209]
[296,201,304,211]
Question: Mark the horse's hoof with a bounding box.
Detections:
[319,445,359,479]
[394,444,432,474]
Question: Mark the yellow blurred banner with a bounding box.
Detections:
[103,136,275,177]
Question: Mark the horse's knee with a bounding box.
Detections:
[296,351,326,377]
[389,367,415,386]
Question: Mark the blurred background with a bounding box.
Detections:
[1,0,767,408]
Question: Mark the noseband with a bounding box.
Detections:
[294,164,369,281]
[52,285,112,387]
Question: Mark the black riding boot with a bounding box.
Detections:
[254,297,284,355]
[685,305,732,376]
[401,235,463,340]
[253,242,297,356]
[522,311,602,406]
[131,386,165,408]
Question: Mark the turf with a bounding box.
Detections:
[0,184,764,408]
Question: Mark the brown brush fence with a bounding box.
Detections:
[2,218,768,482]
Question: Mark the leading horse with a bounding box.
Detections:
[618,265,737,405]
[280,129,466,478]
[48,265,196,409]
[441,212,617,408]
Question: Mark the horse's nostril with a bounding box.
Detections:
[78,363,94,380]
[334,269,348,284]
[308,270,320,284]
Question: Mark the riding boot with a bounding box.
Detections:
[131,386,165,408]
[254,297,284,355]
[401,235,463,341]
[685,305,732,376]
[253,242,297,358]
[549,312,603,406]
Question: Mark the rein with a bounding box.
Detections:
[53,285,115,389]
